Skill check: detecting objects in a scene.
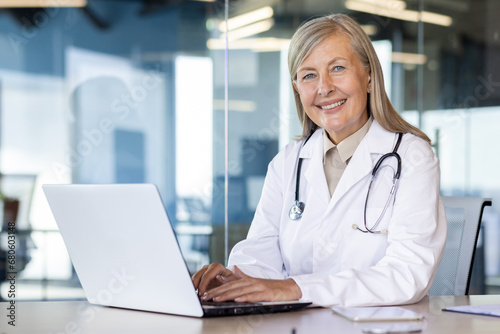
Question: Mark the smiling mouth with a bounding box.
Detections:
[319,99,347,110]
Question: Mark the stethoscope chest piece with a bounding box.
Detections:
[289,132,315,221]
[289,201,305,220]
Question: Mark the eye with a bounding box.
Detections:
[302,73,315,80]
[332,65,345,72]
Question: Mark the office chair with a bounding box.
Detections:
[429,196,492,296]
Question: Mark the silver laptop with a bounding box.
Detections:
[43,183,311,317]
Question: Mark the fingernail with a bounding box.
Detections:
[201,292,208,301]
[220,275,226,282]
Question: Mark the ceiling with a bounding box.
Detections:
[2,0,498,48]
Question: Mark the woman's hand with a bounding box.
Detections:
[191,263,237,297]
[201,266,302,302]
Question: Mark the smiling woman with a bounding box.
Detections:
[192,13,447,308]
[292,33,371,144]
[288,14,430,144]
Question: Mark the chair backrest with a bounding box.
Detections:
[429,196,492,296]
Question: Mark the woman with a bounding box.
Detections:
[192,14,447,307]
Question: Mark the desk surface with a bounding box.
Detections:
[3,295,500,333]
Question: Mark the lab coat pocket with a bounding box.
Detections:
[340,208,390,270]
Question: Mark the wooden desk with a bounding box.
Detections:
[3,295,500,333]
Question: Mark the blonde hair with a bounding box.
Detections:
[288,14,431,144]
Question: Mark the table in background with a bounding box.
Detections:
[3,295,500,333]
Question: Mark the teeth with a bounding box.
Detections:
[320,99,346,109]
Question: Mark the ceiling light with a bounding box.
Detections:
[219,6,274,32]
[0,0,86,7]
[213,100,257,112]
[420,11,453,26]
[392,52,427,65]
[207,37,290,52]
[345,0,452,27]
[355,0,406,11]
[220,18,274,41]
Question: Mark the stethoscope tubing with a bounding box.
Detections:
[360,176,399,234]
[356,132,403,233]
[289,131,404,235]
[289,132,315,220]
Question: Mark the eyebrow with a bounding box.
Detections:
[297,56,348,73]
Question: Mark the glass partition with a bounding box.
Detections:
[0,0,499,301]
[0,0,224,300]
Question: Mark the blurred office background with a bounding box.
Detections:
[0,0,499,300]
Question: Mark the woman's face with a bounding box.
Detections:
[293,33,371,144]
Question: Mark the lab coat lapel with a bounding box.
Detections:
[330,120,395,206]
[300,130,330,206]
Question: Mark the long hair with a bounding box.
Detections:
[288,14,431,144]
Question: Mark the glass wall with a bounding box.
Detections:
[0,0,224,300]
[0,0,499,300]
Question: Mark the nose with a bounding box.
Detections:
[317,75,335,96]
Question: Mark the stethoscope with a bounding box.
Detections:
[288,132,403,235]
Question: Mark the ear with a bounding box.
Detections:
[367,76,371,93]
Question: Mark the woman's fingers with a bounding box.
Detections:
[203,277,257,302]
[195,265,303,303]
[202,276,302,303]
[194,263,235,296]
[196,263,223,295]
[191,264,209,288]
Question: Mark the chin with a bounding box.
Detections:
[323,124,346,133]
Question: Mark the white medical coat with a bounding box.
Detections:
[228,120,447,307]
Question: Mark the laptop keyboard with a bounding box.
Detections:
[201,300,263,308]
[200,299,312,316]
